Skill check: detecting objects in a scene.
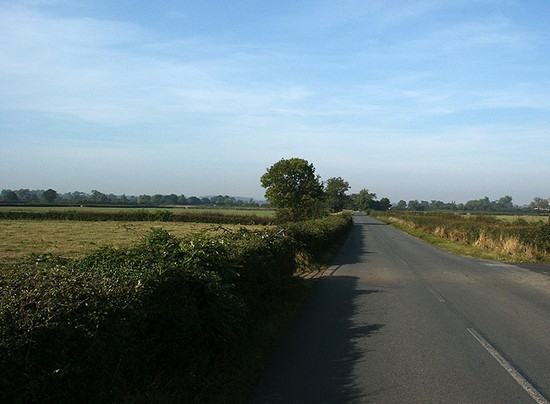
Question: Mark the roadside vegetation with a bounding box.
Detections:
[0,213,353,403]
[1,157,361,403]
[372,211,550,263]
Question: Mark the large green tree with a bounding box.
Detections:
[350,189,376,211]
[325,176,350,212]
[261,158,325,221]
[42,188,58,203]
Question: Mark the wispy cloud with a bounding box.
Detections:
[1,1,549,203]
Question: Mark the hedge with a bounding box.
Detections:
[0,213,352,402]
[0,209,273,225]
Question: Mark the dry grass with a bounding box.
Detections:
[494,214,548,224]
[0,220,266,263]
[381,215,547,262]
[474,231,538,261]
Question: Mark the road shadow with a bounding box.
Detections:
[330,215,378,266]
[249,275,384,404]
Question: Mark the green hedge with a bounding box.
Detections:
[0,209,273,225]
[283,214,354,262]
[0,213,352,402]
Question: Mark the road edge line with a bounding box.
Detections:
[467,328,549,404]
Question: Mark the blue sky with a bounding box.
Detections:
[1,0,549,204]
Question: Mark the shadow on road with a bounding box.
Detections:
[331,215,379,266]
[249,275,385,403]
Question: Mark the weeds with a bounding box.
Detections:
[375,212,550,262]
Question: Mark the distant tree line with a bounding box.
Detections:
[392,195,550,213]
[0,189,262,207]
[2,186,547,214]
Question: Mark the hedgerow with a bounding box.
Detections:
[0,209,272,225]
[283,213,354,263]
[0,213,352,403]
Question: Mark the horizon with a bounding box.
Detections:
[1,1,550,206]
[0,186,542,207]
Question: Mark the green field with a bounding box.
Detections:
[0,205,274,264]
[0,220,268,264]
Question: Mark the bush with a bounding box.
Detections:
[0,231,247,402]
[283,213,353,263]
[1,215,353,402]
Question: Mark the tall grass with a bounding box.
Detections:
[375,212,550,262]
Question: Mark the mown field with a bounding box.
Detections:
[373,211,550,262]
[0,207,275,263]
[0,220,266,263]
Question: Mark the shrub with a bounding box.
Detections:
[1,214,353,402]
[283,213,353,263]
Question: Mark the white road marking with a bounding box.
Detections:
[426,286,445,302]
[484,263,515,268]
[467,328,549,404]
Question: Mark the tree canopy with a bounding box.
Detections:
[260,158,325,221]
[325,177,350,213]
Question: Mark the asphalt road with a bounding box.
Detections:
[249,214,550,403]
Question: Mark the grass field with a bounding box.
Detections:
[0,220,266,263]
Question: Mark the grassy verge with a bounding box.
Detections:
[373,212,550,263]
[382,217,512,262]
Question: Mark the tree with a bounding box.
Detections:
[151,194,164,205]
[396,200,407,210]
[377,197,392,211]
[351,189,376,211]
[137,194,152,205]
[91,190,108,204]
[325,177,350,212]
[162,194,179,205]
[530,197,549,210]
[408,200,423,211]
[187,196,201,205]
[15,189,38,202]
[495,195,514,211]
[42,189,58,203]
[260,157,325,221]
[0,189,19,202]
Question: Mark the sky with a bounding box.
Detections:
[1,0,549,205]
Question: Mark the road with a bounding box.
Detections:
[249,214,550,403]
